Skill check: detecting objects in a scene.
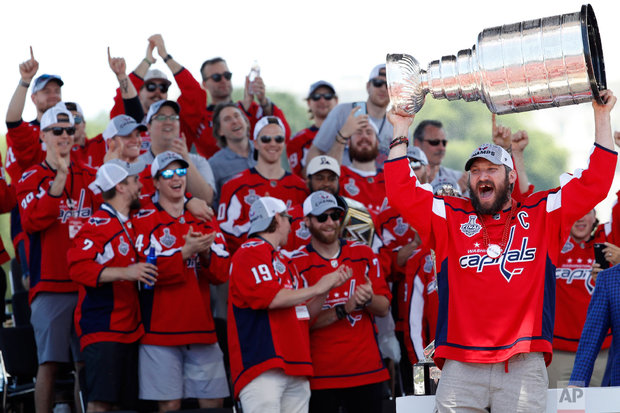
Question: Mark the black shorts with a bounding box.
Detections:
[83,341,139,408]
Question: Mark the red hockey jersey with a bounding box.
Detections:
[68,204,144,350]
[17,161,99,303]
[340,166,388,216]
[554,233,612,351]
[0,155,17,265]
[384,144,617,368]
[217,168,308,252]
[228,238,313,398]
[288,239,391,389]
[132,203,230,346]
[286,126,318,178]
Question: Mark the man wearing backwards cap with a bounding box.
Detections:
[227,196,352,412]
[16,104,100,413]
[307,64,393,169]
[385,90,618,412]
[131,151,231,411]
[218,116,307,252]
[288,191,390,413]
[68,159,151,412]
[287,80,339,177]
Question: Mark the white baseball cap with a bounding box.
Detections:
[303,191,344,217]
[306,155,341,177]
[103,115,147,140]
[248,197,288,236]
[89,159,145,194]
[150,151,189,177]
[464,143,514,171]
[253,116,285,141]
[40,103,75,130]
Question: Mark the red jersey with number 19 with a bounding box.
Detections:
[227,238,313,398]
[384,144,617,368]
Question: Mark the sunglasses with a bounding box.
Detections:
[314,210,343,223]
[259,135,285,144]
[144,82,170,93]
[206,71,233,82]
[44,126,76,136]
[279,212,293,224]
[73,115,84,124]
[152,114,180,122]
[424,139,448,147]
[310,93,335,101]
[159,168,187,179]
[371,78,388,88]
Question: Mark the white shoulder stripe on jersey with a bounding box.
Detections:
[95,243,115,265]
[432,197,447,219]
[409,274,426,361]
[547,189,562,213]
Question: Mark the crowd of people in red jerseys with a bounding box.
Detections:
[1,33,619,413]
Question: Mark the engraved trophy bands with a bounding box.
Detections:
[387,4,605,115]
[413,340,441,395]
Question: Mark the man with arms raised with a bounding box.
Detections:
[384,91,617,412]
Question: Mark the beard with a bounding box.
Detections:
[468,174,513,216]
[350,140,379,163]
[129,197,142,210]
[308,221,340,245]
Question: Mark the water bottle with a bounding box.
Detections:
[142,246,157,290]
[248,60,260,95]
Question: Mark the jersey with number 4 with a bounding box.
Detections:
[289,239,391,389]
[132,203,230,346]
[68,204,144,350]
[227,239,313,398]
[384,145,617,367]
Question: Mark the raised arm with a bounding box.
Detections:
[593,89,616,150]
[7,46,38,123]
[149,34,183,75]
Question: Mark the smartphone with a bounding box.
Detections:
[353,102,366,117]
[593,243,610,270]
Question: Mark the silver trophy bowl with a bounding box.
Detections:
[387,4,605,115]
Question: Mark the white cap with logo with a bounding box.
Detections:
[89,159,145,194]
[464,143,514,171]
[248,197,287,236]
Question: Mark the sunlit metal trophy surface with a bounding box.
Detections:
[387,4,605,116]
[413,341,441,395]
[339,197,375,246]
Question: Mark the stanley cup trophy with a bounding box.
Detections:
[387,4,605,116]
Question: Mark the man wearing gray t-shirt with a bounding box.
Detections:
[307,64,392,168]
[413,119,466,194]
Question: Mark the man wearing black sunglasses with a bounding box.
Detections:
[16,104,99,413]
[287,81,339,178]
[110,35,206,156]
[189,57,291,159]
[307,64,393,169]
[289,190,390,413]
[413,120,467,194]
[218,116,307,253]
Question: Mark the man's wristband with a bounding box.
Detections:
[142,57,154,66]
[390,136,409,149]
[337,130,351,141]
[335,304,348,320]
[163,54,173,63]
[19,80,30,88]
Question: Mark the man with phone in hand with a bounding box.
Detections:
[549,210,612,388]
[307,64,393,168]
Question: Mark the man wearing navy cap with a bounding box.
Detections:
[287,81,339,177]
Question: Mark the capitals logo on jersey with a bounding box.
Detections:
[459,226,537,282]
[59,189,93,223]
[88,217,111,226]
